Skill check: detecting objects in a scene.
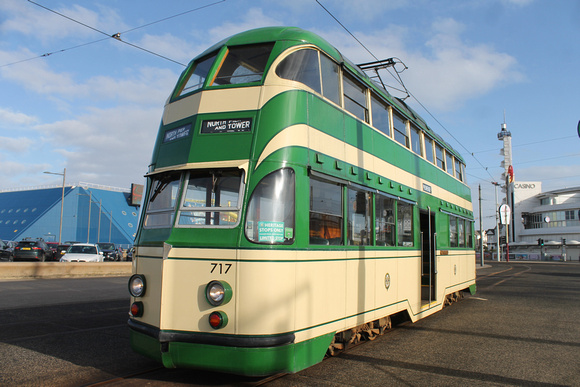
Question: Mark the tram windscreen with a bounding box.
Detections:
[212,43,274,86]
[178,169,243,226]
[176,52,218,97]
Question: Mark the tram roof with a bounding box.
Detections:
[191,26,464,163]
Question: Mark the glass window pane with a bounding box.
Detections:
[212,43,274,86]
[466,221,473,248]
[449,216,458,247]
[435,144,445,170]
[347,189,371,246]
[320,54,340,105]
[424,136,434,163]
[309,179,342,245]
[176,53,217,97]
[371,95,390,137]
[376,195,395,246]
[276,49,321,93]
[179,169,243,226]
[410,126,422,155]
[245,169,295,244]
[455,160,464,181]
[446,152,454,175]
[144,173,182,228]
[343,74,368,122]
[393,113,408,147]
[397,202,414,247]
[458,219,465,247]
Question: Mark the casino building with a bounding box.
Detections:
[493,182,580,261]
[0,183,142,248]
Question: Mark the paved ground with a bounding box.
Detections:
[0,262,578,386]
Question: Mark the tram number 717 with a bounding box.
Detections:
[210,263,232,274]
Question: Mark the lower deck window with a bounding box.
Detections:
[245,169,295,244]
[376,195,395,246]
[309,179,343,245]
[347,188,371,246]
[397,202,414,247]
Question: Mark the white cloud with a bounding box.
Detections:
[319,18,523,112]
[0,108,38,127]
[34,105,159,187]
[0,0,126,43]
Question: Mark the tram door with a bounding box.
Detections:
[420,210,436,303]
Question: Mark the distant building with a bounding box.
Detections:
[492,182,580,261]
[0,183,141,247]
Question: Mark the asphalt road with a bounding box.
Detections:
[0,262,579,386]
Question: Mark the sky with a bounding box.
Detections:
[0,0,579,230]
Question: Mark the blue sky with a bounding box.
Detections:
[0,0,579,230]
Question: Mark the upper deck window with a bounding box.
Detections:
[424,135,435,163]
[455,159,464,181]
[175,52,218,98]
[343,73,368,122]
[178,169,244,227]
[276,49,340,105]
[320,54,340,105]
[393,112,409,148]
[446,152,454,176]
[276,49,321,93]
[212,43,274,86]
[435,143,445,170]
[371,94,390,137]
[410,125,422,155]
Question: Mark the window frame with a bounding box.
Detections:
[177,169,245,228]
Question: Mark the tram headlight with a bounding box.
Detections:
[128,274,146,297]
[205,280,232,306]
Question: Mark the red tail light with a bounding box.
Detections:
[130,302,144,317]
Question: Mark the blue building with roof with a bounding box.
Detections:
[0,183,141,247]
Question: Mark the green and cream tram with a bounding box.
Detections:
[128,26,476,376]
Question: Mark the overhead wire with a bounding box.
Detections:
[2,1,226,68]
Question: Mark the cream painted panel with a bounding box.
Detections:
[396,257,422,321]
[294,259,347,334]
[162,87,262,126]
[374,257,400,319]
[199,87,261,113]
[162,92,202,125]
[235,261,296,335]
[345,257,376,323]
[135,257,164,328]
[160,258,237,334]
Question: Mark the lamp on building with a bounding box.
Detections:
[43,168,66,244]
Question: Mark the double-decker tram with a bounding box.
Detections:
[128,27,476,376]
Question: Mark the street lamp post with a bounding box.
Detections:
[43,168,66,244]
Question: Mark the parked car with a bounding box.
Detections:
[13,239,53,261]
[0,240,14,261]
[97,242,119,261]
[60,244,104,262]
[46,242,60,261]
[56,244,71,260]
